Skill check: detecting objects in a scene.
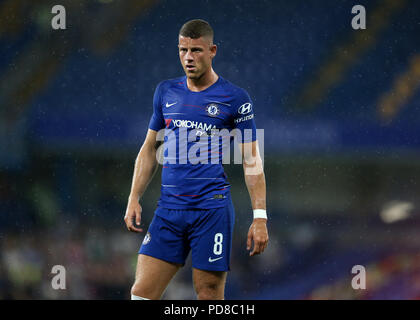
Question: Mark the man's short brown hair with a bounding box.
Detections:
[179,19,214,42]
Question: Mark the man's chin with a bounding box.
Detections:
[186,72,200,80]
[185,71,203,80]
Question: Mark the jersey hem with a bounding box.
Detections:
[157,200,229,210]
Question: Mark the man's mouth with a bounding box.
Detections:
[186,65,196,71]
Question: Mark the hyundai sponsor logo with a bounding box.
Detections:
[238,102,252,115]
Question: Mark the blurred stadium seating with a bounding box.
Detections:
[1,0,420,299]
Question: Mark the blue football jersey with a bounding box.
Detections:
[148,75,257,209]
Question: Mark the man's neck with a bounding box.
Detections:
[187,68,219,92]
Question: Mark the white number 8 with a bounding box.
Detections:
[213,233,223,255]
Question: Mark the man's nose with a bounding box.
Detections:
[185,50,193,61]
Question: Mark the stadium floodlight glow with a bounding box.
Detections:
[380,200,413,223]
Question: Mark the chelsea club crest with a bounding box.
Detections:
[206,103,220,117]
[142,232,151,245]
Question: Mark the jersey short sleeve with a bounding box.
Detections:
[232,88,257,143]
[148,82,165,131]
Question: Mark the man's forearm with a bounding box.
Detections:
[241,141,266,211]
[244,171,266,210]
[128,145,159,202]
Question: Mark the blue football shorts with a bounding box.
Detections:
[139,196,235,272]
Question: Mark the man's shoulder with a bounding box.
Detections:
[219,77,250,100]
[156,76,186,92]
[219,77,251,102]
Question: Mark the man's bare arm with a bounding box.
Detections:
[124,129,161,233]
[241,140,269,256]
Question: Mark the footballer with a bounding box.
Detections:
[124,19,268,300]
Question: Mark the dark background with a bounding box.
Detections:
[1,0,420,299]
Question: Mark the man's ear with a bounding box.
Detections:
[211,44,217,58]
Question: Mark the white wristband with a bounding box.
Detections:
[253,209,267,219]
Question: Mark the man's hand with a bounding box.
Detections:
[124,197,143,233]
[247,218,269,256]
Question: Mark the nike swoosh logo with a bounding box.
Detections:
[165,102,177,108]
[208,256,223,263]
